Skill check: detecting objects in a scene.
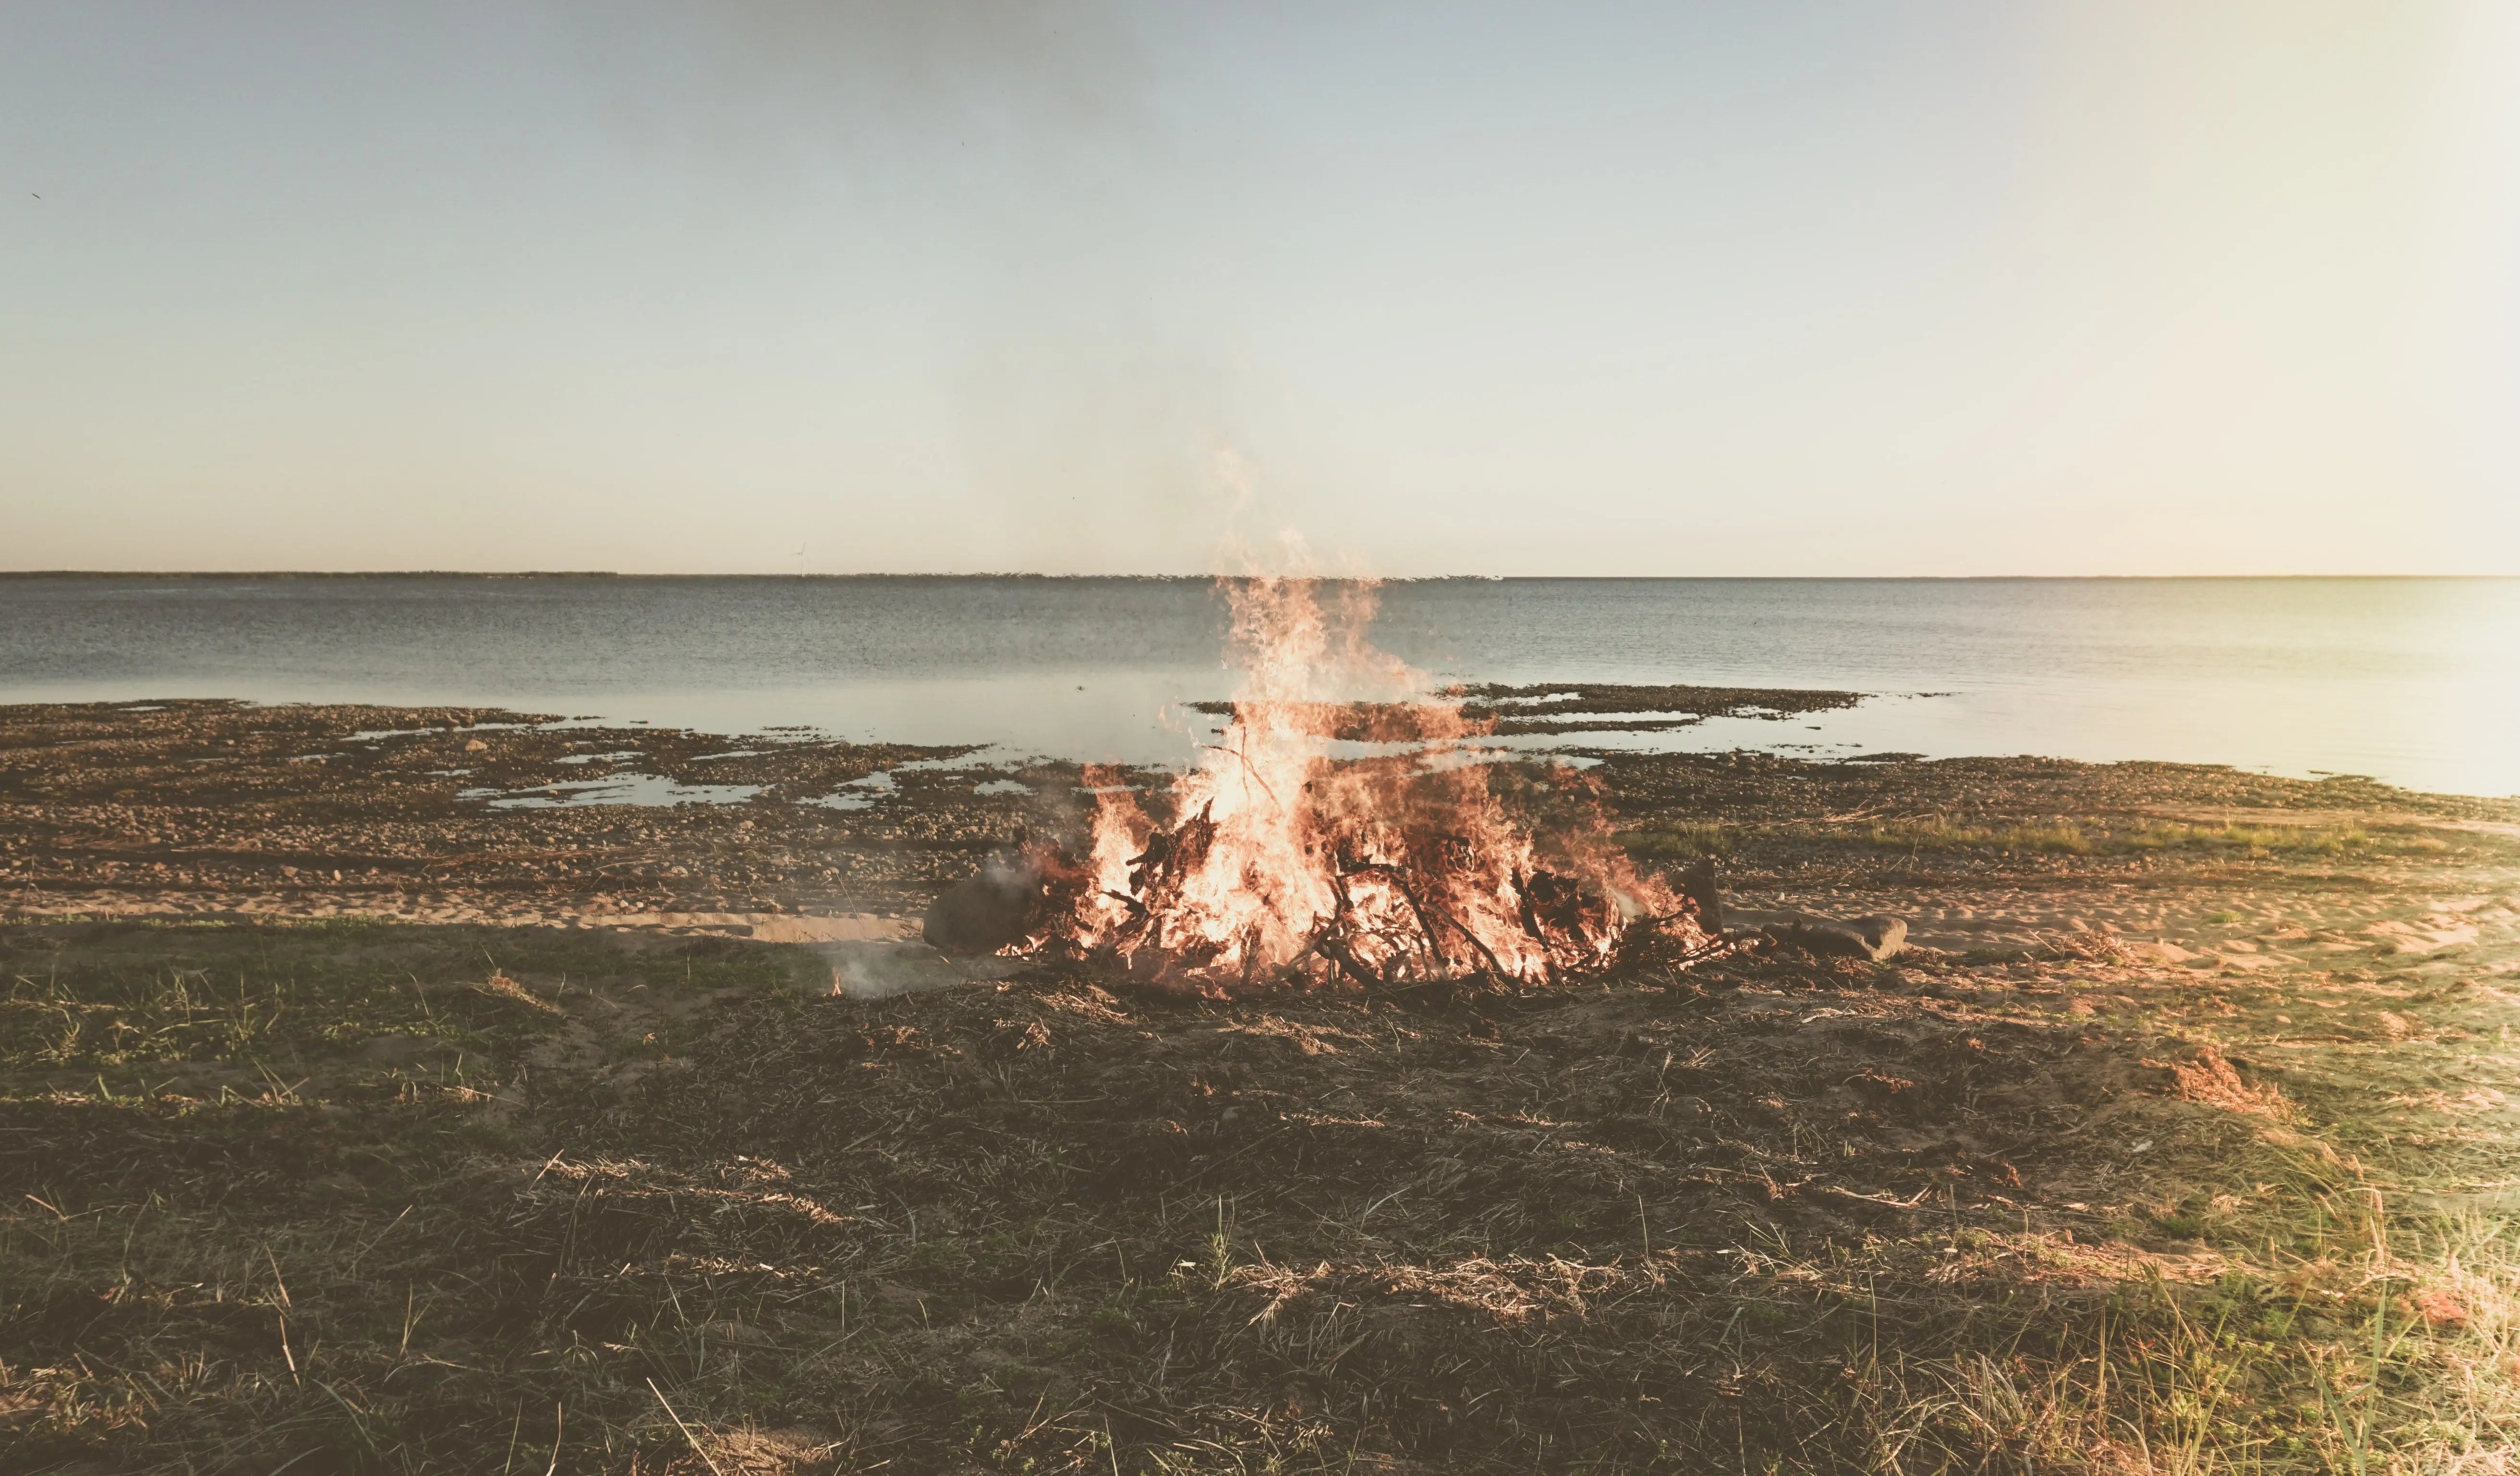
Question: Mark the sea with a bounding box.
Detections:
[2,575,2513,799]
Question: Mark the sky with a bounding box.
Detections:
[3,1,2515,576]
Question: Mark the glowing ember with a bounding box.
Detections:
[1014,575,1713,990]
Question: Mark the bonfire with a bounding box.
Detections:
[967,575,1714,991]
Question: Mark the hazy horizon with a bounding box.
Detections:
[8,2,2516,577]
[8,571,2519,583]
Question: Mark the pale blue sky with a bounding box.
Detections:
[4,1,2513,574]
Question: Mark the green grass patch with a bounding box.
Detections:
[1863,814,2094,853]
[1613,821,1731,858]
[1838,814,2406,858]
[2119,820,2380,854]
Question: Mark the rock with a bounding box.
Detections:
[922,853,1049,954]
[1731,907,1908,962]
[1772,913,1907,962]
[463,738,489,753]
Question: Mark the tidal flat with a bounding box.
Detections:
[4,700,2519,1473]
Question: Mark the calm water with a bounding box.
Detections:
[2,575,2513,797]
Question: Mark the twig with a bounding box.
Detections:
[1507,869,1560,986]
[501,1398,524,1476]
[527,1150,568,1187]
[1665,936,1741,970]
[1383,866,1514,978]
[1816,1184,1932,1210]
[1198,741,1284,813]
[1310,932,1380,990]
[346,1204,413,1273]
[647,1378,727,1476]
[1341,862,1457,972]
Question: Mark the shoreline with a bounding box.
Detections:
[7,698,2517,940]
[8,682,2509,802]
[7,698,2520,1468]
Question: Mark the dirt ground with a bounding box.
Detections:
[4,700,2519,1473]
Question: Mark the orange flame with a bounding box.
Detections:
[1031,576,1709,989]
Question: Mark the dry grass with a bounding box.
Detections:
[1621,815,2397,863]
[2117,822,2382,856]
[3,918,2515,1473]
[1841,815,2407,859]
[1864,817,2096,854]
